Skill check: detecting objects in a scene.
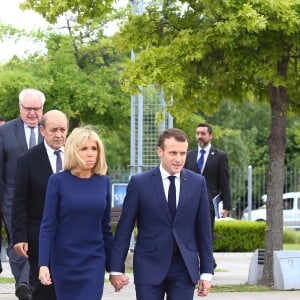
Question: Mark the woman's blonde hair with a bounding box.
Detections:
[64,126,107,176]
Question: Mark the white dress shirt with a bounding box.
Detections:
[44,141,65,173]
[160,165,180,207]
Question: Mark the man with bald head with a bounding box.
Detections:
[12,110,69,300]
[0,88,46,299]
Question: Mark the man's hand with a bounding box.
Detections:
[13,242,28,258]
[109,274,129,292]
[221,209,229,218]
[197,279,211,297]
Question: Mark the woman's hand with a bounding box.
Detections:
[39,266,52,285]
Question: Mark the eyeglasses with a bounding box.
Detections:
[20,104,43,112]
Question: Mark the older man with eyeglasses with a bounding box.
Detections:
[0,88,46,300]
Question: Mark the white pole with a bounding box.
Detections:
[247,165,252,220]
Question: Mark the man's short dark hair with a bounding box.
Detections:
[158,128,188,149]
[197,122,212,134]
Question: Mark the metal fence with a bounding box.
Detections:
[108,166,300,219]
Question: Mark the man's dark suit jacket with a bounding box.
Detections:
[0,118,43,274]
[184,145,231,213]
[110,167,214,286]
[12,142,53,256]
[0,118,43,212]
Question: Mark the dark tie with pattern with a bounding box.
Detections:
[29,127,36,148]
[197,149,206,174]
[54,150,62,173]
[168,176,176,219]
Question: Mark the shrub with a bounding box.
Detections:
[283,228,300,244]
[214,220,266,252]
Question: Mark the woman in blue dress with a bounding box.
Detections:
[38,126,113,300]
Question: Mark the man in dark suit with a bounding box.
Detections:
[110,128,214,300]
[0,116,5,274]
[184,122,231,267]
[0,116,4,274]
[12,110,69,300]
[0,89,46,300]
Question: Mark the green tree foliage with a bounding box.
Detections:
[20,0,115,24]
[111,0,300,285]
[286,116,300,170]
[0,19,131,167]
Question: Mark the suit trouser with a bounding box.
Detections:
[2,208,30,288]
[208,199,215,237]
[209,200,217,271]
[135,252,195,300]
[0,213,4,274]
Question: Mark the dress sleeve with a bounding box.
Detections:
[39,174,60,266]
[102,176,113,271]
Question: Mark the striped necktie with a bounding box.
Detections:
[197,149,206,174]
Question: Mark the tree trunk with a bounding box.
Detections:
[262,57,288,286]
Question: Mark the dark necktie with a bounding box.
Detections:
[29,127,36,148]
[197,149,206,174]
[54,150,62,173]
[168,176,176,219]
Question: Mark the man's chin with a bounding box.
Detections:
[172,166,183,173]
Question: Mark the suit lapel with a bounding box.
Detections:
[36,143,53,175]
[14,119,28,151]
[151,167,173,221]
[190,150,198,173]
[176,169,190,214]
[203,147,216,173]
[14,119,44,150]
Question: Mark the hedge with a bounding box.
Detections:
[214,220,266,252]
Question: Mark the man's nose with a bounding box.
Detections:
[174,153,182,160]
[54,132,62,138]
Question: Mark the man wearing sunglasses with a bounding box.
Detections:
[0,88,45,300]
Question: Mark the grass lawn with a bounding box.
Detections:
[211,284,273,292]
[284,243,300,250]
[0,277,15,284]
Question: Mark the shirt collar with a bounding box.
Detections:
[159,164,180,180]
[24,124,38,129]
[44,141,64,156]
[198,143,211,153]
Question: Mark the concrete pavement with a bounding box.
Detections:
[0,252,299,299]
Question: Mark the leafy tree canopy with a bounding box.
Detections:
[0,18,131,167]
[113,0,300,122]
[20,0,116,24]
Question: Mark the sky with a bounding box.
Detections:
[0,0,49,30]
[0,0,128,62]
[0,0,49,62]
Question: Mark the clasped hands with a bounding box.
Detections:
[109,274,129,292]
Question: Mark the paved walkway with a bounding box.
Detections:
[0,252,299,299]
